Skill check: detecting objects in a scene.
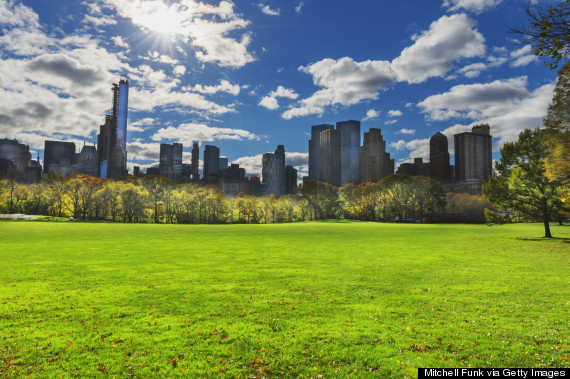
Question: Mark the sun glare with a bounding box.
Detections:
[131,1,187,35]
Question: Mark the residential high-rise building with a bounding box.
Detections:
[429,132,452,184]
[76,144,99,177]
[159,142,183,182]
[319,128,341,187]
[98,79,129,179]
[397,158,430,177]
[308,124,334,181]
[454,124,492,183]
[336,120,360,185]
[43,140,76,175]
[203,145,220,185]
[285,165,298,194]
[262,145,286,196]
[220,163,246,196]
[191,141,199,181]
[359,128,393,183]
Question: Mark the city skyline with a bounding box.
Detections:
[0,0,559,181]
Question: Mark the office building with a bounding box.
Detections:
[454,124,492,183]
[308,124,334,181]
[359,128,393,183]
[159,142,183,182]
[336,120,360,185]
[262,145,286,196]
[285,165,298,194]
[429,132,452,184]
[43,140,76,175]
[319,128,341,187]
[219,157,228,171]
[203,145,220,185]
[219,163,246,196]
[0,138,31,177]
[397,158,430,177]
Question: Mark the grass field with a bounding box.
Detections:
[0,221,568,377]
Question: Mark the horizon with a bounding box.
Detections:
[0,0,560,180]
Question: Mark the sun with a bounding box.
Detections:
[131,1,187,35]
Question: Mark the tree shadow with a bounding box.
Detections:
[515,237,570,243]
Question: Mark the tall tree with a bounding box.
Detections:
[483,129,565,238]
[510,1,569,69]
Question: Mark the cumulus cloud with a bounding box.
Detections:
[388,109,403,117]
[362,109,380,121]
[282,57,395,119]
[399,128,416,135]
[457,62,488,78]
[295,2,304,13]
[259,86,299,110]
[27,54,107,86]
[258,4,280,16]
[417,76,531,121]
[190,80,242,96]
[442,0,503,13]
[510,45,539,67]
[111,35,129,49]
[391,14,485,84]
[151,123,260,145]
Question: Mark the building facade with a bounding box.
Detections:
[191,141,199,181]
[319,128,341,187]
[336,120,361,185]
[203,145,220,185]
[262,145,286,197]
[159,142,183,182]
[429,132,452,184]
[308,124,333,181]
[359,128,393,183]
[397,157,430,177]
[284,165,298,194]
[454,124,492,183]
[44,140,76,175]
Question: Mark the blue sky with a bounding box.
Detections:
[0,0,560,179]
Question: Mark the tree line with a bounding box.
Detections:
[2,172,494,224]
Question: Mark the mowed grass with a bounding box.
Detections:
[0,222,568,378]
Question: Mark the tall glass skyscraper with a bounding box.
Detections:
[336,120,360,185]
[98,79,129,179]
[308,124,333,181]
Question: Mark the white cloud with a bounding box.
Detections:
[111,36,129,49]
[442,0,503,13]
[151,123,260,144]
[388,109,403,117]
[391,14,485,84]
[417,76,531,121]
[295,2,304,13]
[128,118,156,132]
[362,109,380,121]
[259,86,299,110]
[258,4,280,16]
[283,57,395,119]
[399,128,416,135]
[232,152,308,177]
[189,80,242,96]
[457,62,487,78]
[141,51,179,65]
[509,45,539,67]
[173,65,186,76]
[384,120,398,125]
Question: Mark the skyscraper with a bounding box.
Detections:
[98,79,129,179]
[159,142,183,182]
[429,132,452,184]
[191,141,199,181]
[336,120,360,185]
[359,128,393,183]
[203,145,220,185]
[454,124,492,183]
[319,128,341,187]
[77,144,99,177]
[308,124,334,181]
[262,145,286,196]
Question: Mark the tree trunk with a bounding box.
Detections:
[543,212,552,238]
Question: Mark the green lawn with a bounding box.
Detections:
[0,221,568,377]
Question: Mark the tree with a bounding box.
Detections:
[483,128,565,238]
[510,0,569,69]
[141,175,171,223]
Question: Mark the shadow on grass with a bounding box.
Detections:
[515,237,570,243]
